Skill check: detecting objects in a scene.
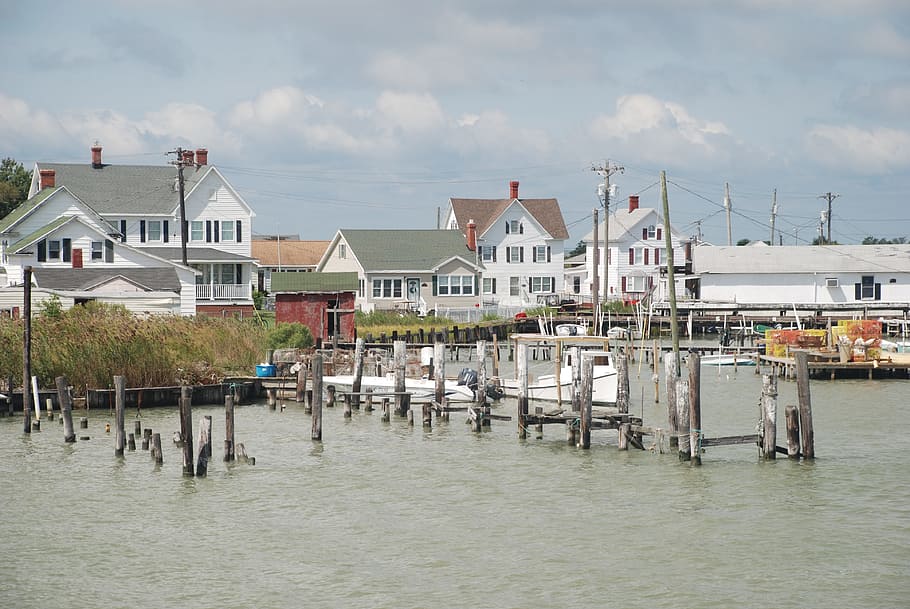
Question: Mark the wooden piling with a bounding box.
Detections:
[312,354,323,441]
[566,421,576,445]
[196,415,212,477]
[676,378,690,461]
[687,352,702,465]
[22,266,33,434]
[134,419,142,439]
[80,417,88,429]
[326,385,336,408]
[343,393,352,418]
[616,353,630,414]
[580,354,593,449]
[267,388,277,409]
[492,333,500,378]
[180,386,194,476]
[665,354,679,448]
[142,433,149,450]
[393,341,408,416]
[618,422,630,450]
[364,387,374,412]
[351,338,365,409]
[785,405,800,459]
[517,343,529,440]
[224,393,235,462]
[422,403,432,428]
[55,376,76,443]
[761,373,778,459]
[128,433,136,451]
[296,361,308,403]
[794,351,815,459]
[434,342,446,410]
[114,375,126,457]
[476,340,487,408]
[151,433,163,464]
[381,398,390,422]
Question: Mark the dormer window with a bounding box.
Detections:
[506,220,523,234]
[647,225,656,239]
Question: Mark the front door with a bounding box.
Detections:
[72,249,83,269]
[406,278,420,311]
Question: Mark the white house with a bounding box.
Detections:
[13,145,258,317]
[690,244,910,309]
[317,228,483,314]
[578,195,690,304]
[443,180,569,307]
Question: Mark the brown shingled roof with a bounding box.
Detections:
[449,197,569,240]
[252,240,330,267]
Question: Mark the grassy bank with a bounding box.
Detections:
[0,302,267,394]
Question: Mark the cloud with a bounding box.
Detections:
[840,80,910,119]
[93,20,189,76]
[375,91,445,134]
[806,124,910,173]
[0,93,66,145]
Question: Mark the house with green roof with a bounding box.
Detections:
[316,229,483,314]
[15,144,257,316]
[270,271,359,343]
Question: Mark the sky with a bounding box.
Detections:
[2,0,908,247]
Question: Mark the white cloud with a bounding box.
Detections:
[806,124,910,173]
[0,93,64,143]
[375,91,445,134]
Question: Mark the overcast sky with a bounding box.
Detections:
[2,0,908,246]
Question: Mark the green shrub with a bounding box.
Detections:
[267,322,314,350]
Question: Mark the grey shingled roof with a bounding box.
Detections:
[694,244,910,274]
[32,268,181,292]
[340,229,479,272]
[449,197,569,240]
[141,246,256,263]
[271,271,358,293]
[35,163,204,215]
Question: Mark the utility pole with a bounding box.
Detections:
[591,208,599,327]
[818,192,839,244]
[660,171,679,369]
[724,182,733,246]
[769,188,777,246]
[591,160,623,317]
[167,147,192,267]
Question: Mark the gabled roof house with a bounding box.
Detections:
[3,145,257,316]
[317,229,483,314]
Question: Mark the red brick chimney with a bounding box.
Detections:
[628,195,639,212]
[195,148,208,166]
[39,169,56,190]
[182,150,195,166]
[91,143,103,168]
[510,180,519,199]
[466,218,477,251]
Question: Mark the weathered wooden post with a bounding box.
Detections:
[343,393,352,418]
[196,415,212,477]
[311,353,324,441]
[326,385,336,408]
[381,398,390,422]
[6,374,13,417]
[151,432,163,464]
[180,386,194,476]
[296,360,308,403]
[55,376,76,443]
[785,405,800,459]
[665,354,679,448]
[422,403,432,428]
[475,340,487,410]
[580,353,593,449]
[517,343,529,440]
[434,342,446,419]
[128,433,136,451]
[351,338,365,409]
[22,266,32,434]
[652,340,660,403]
[675,378,690,460]
[393,340,408,416]
[616,353,630,414]
[687,352,702,465]
[114,375,126,457]
[267,388,277,409]
[224,392,235,462]
[761,373,778,460]
[364,387,374,412]
[569,347,581,413]
[794,351,815,459]
[492,333,500,378]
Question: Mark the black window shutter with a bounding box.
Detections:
[206,221,211,243]
[37,239,46,262]
[519,223,523,234]
[120,220,127,242]
[547,246,551,262]
[492,246,497,262]
[551,276,555,291]
[236,220,242,242]
[854,283,861,300]
[214,221,220,243]
[62,238,71,262]
[492,278,496,294]
[657,228,662,240]
[505,221,510,234]
[140,220,146,243]
[105,239,114,263]
[875,283,881,300]
[519,247,524,263]
[163,221,169,243]
[235,264,242,284]
[642,228,648,239]
[533,248,537,262]
[432,275,438,296]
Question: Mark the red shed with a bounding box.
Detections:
[272,271,358,343]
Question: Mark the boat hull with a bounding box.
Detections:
[321,374,476,402]
[499,368,618,405]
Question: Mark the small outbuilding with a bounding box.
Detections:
[271,271,358,344]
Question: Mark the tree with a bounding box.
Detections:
[862,236,907,245]
[812,237,839,245]
[736,238,750,246]
[566,240,586,258]
[0,158,32,218]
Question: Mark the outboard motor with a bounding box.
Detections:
[456,368,478,392]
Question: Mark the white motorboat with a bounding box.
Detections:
[320,372,477,402]
[699,351,758,366]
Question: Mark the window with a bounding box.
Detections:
[221,221,234,242]
[506,220,523,234]
[825,278,838,288]
[339,244,346,259]
[654,248,661,265]
[510,276,520,297]
[91,241,103,260]
[856,275,880,301]
[483,278,496,294]
[191,221,203,241]
[438,275,475,296]
[529,276,554,293]
[573,276,581,294]
[533,245,550,263]
[507,246,524,263]
[634,248,644,265]
[147,220,162,241]
[372,278,402,299]
[48,240,61,260]
[481,245,496,263]
[647,225,656,239]
[358,278,364,297]
[625,276,648,292]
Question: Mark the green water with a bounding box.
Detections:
[1,361,907,609]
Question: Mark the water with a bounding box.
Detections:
[1,358,908,609]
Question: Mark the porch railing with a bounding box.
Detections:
[195,283,252,301]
